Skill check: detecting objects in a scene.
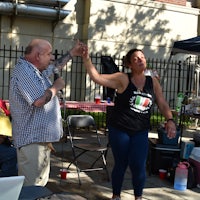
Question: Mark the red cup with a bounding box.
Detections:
[60,169,67,179]
[95,96,101,104]
[159,169,167,180]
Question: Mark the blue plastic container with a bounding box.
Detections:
[157,127,180,145]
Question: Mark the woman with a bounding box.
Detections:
[81,47,177,200]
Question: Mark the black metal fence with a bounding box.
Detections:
[0,46,199,130]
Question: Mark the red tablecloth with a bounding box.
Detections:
[4,100,114,113]
[61,101,114,113]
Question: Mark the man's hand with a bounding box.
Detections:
[33,77,65,107]
[51,77,65,95]
[48,143,56,153]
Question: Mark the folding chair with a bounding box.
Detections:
[66,115,109,185]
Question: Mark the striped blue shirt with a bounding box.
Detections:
[9,57,63,148]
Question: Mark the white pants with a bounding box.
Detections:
[17,143,51,186]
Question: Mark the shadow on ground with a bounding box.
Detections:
[46,130,200,200]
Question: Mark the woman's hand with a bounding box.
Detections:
[81,44,90,61]
[70,39,85,57]
[165,120,177,139]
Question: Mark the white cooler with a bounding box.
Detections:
[189,147,200,185]
[181,141,195,159]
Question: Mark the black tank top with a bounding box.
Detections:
[108,74,155,134]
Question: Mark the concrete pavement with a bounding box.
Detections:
[46,130,200,200]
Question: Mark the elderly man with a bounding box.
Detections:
[9,39,83,186]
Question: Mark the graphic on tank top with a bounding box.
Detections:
[129,90,153,114]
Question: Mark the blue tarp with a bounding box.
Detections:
[161,36,200,86]
[171,36,200,55]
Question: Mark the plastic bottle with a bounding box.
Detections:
[174,162,190,191]
[176,93,184,112]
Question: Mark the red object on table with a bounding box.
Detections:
[95,97,101,104]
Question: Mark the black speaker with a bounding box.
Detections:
[148,138,180,175]
[101,56,119,74]
[101,56,119,101]
[150,147,180,174]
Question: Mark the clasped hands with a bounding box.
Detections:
[70,39,89,61]
[71,39,88,58]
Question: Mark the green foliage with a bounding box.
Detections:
[61,109,193,131]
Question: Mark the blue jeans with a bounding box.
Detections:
[0,144,18,177]
[108,126,149,197]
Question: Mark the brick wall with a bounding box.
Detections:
[155,0,186,6]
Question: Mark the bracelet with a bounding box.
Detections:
[84,57,91,64]
[166,118,176,124]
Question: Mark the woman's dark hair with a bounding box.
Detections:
[124,48,143,68]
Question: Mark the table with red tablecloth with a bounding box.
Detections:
[4,100,114,113]
[60,101,114,113]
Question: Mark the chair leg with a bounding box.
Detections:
[101,153,110,181]
[104,142,110,159]
[68,157,82,185]
[67,149,110,184]
[88,152,110,182]
[67,150,87,169]
[90,155,102,168]
[104,144,110,181]
[75,163,81,185]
